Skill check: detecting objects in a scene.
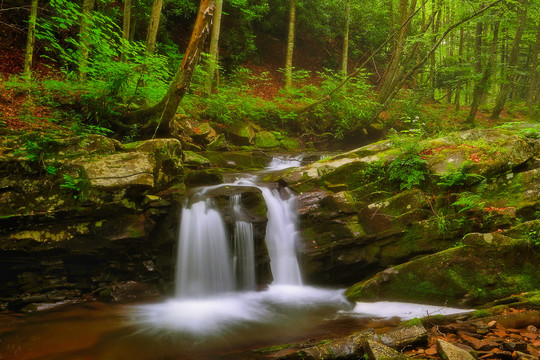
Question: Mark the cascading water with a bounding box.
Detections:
[175,166,303,297]
[260,187,302,285]
[175,199,234,298]
[231,194,256,290]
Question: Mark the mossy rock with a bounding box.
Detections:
[184,169,224,188]
[345,231,540,306]
[183,151,211,167]
[254,131,280,149]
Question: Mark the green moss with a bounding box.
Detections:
[472,309,491,318]
[254,131,279,148]
[256,344,294,353]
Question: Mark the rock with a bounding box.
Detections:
[345,230,540,306]
[254,131,280,149]
[512,351,537,360]
[364,339,406,359]
[79,152,155,189]
[183,151,211,167]
[437,339,476,360]
[207,134,229,151]
[184,169,224,188]
[286,329,378,360]
[225,125,255,146]
[380,324,428,348]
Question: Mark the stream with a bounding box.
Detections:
[0,154,469,360]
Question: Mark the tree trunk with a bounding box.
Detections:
[491,0,527,119]
[120,0,132,62]
[526,18,540,111]
[146,0,163,55]
[126,0,216,136]
[204,0,223,94]
[428,0,442,100]
[342,0,350,76]
[377,0,417,103]
[466,21,484,124]
[23,0,39,80]
[79,0,96,82]
[454,25,464,111]
[285,0,296,89]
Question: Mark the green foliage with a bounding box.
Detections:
[387,134,427,191]
[60,171,90,201]
[452,193,485,213]
[437,161,485,189]
[524,229,539,248]
[15,134,59,170]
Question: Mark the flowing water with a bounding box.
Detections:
[0,155,470,360]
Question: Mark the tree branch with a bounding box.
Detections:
[296,0,429,115]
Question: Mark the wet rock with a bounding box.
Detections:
[380,323,428,348]
[364,339,406,359]
[283,329,378,360]
[183,151,211,167]
[436,339,476,360]
[184,169,224,188]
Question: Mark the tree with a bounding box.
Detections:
[491,0,528,119]
[79,0,96,82]
[526,16,540,112]
[284,0,296,89]
[377,0,418,104]
[146,0,164,55]
[204,0,224,94]
[120,0,132,62]
[124,0,216,136]
[23,0,39,80]
[467,20,499,124]
[342,0,350,76]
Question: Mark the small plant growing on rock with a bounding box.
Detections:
[437,161,485,189]
[61,171,90,201]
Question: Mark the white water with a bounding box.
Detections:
[134,155,471,341]
[347,301,471,320]
[175,200,234,298]
[260,187,302,285]
[266,155,302,170]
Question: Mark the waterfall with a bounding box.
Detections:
[176,165,303,298]
[260,188,302,285]
[175,200,234,298]
[231,195,256,291]
[266,155,302,170]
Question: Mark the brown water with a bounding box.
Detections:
[0,297,375,360]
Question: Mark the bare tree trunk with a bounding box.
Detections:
[79,0,96,82]
[466,21,484,124]
[120,0,132,62]
[342,0,350,76]
[454,25,464,111]
[285,0,296,89]
[526,18,540,112]
[204,0,223,94]
[429,0,442,100]
[126,0,216,135]
[146,0,163,55]
[377,0,417,103]
[23,0,39,80]
[491,0,527,119]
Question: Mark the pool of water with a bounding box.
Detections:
[0,287,470,360]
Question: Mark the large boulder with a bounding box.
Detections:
[345,223,540,306]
